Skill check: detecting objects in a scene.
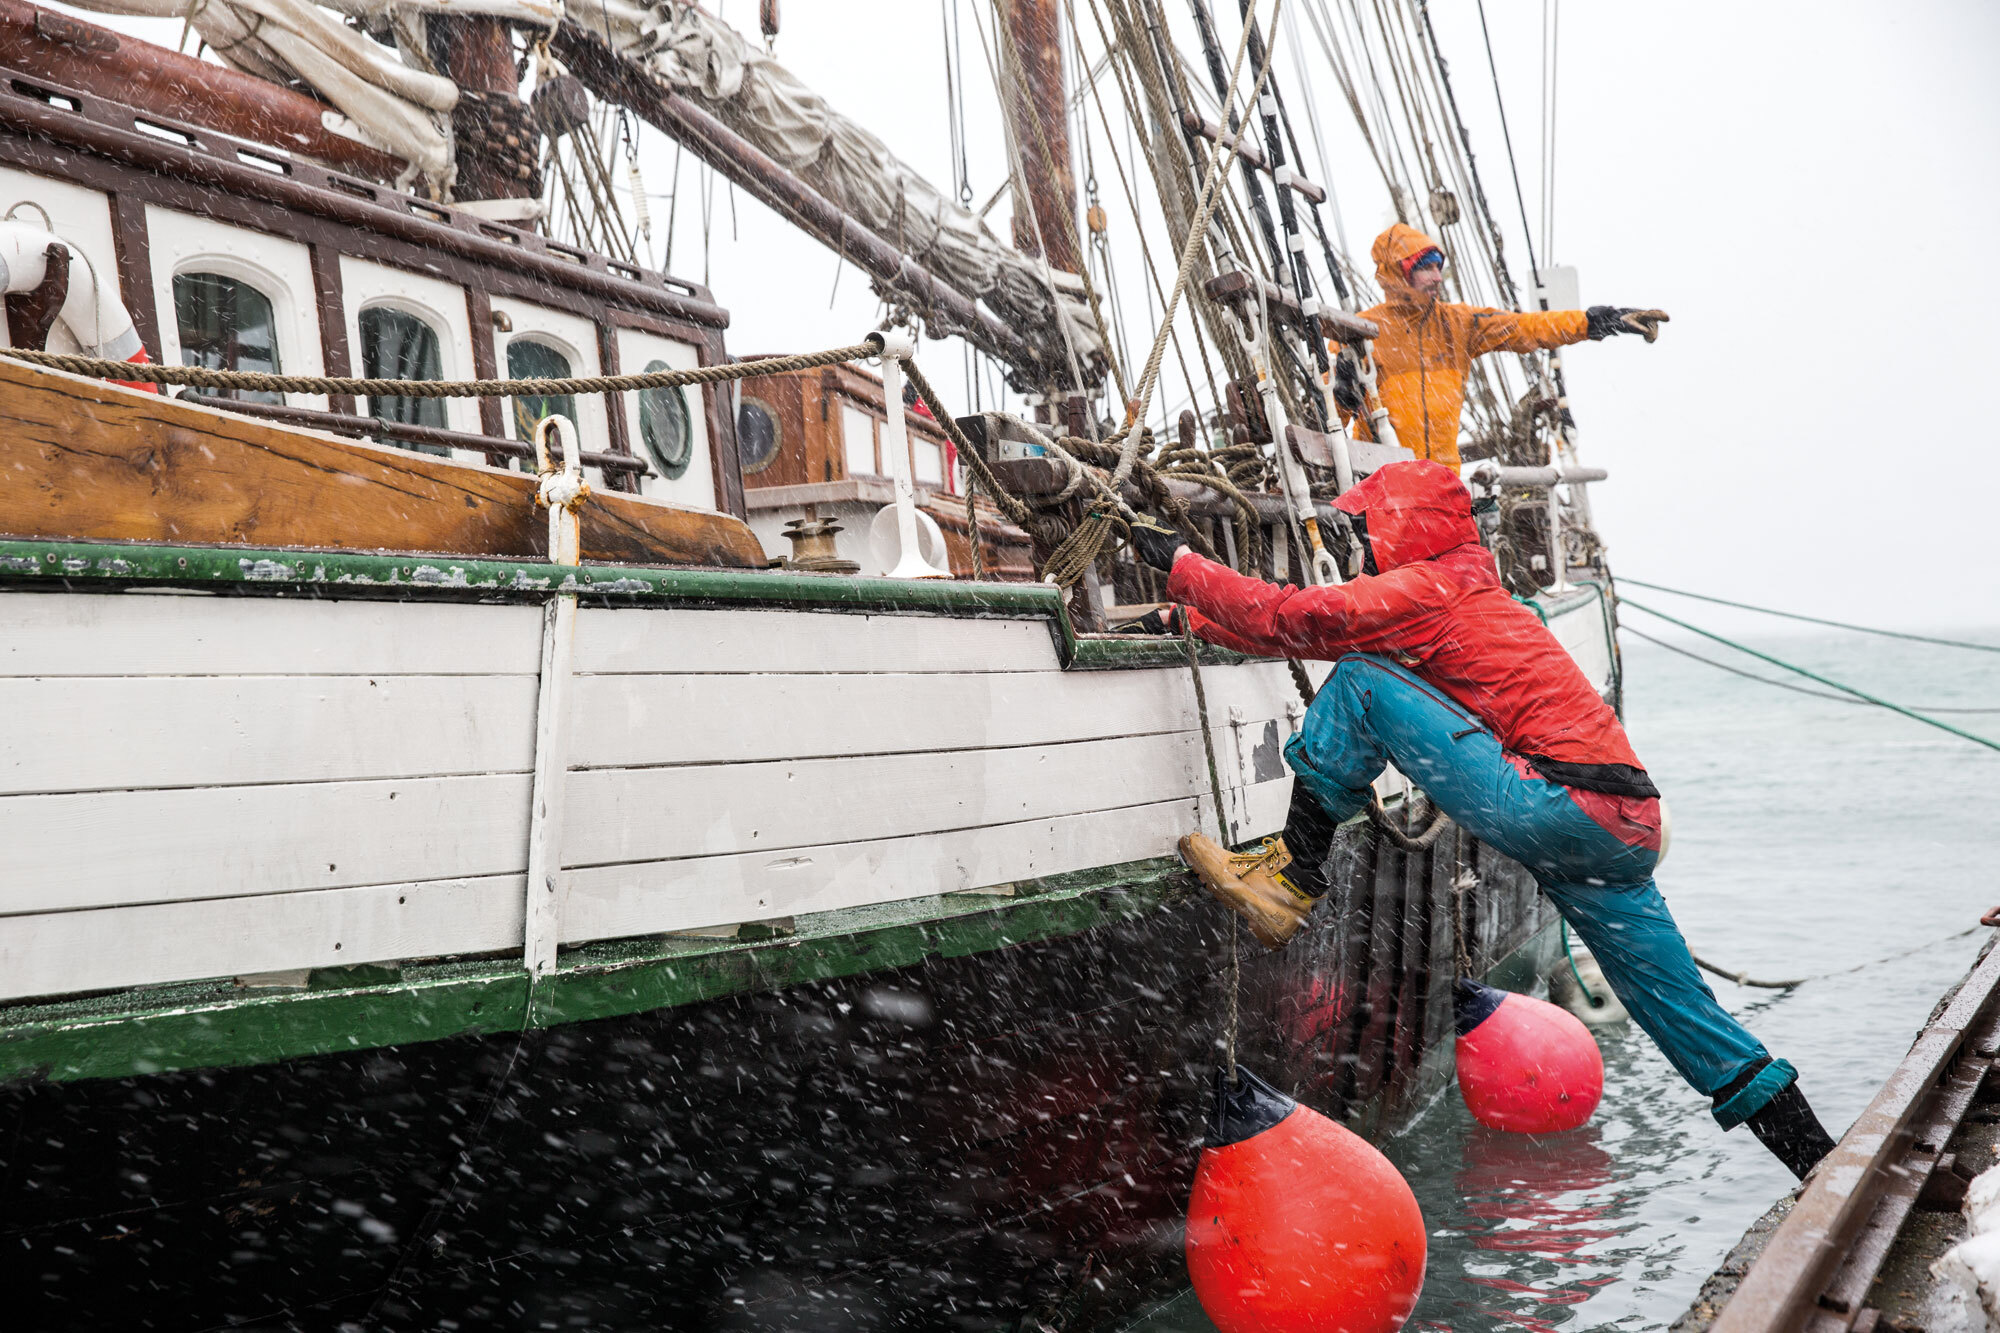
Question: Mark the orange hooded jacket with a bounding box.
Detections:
[1341,224,1588,471]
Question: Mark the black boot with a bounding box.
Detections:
[1744,1083,1837,1180]
[1280,785,1339,900]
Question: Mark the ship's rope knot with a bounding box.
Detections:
[536,471,591,512]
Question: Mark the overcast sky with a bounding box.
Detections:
[63,1,2000,634]
[682,0,2000,635]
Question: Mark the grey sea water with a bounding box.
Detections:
[1139,621,2000,1332]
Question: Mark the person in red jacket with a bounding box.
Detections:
[1126,461,1836,1178]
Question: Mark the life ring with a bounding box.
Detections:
[0,219,157,391]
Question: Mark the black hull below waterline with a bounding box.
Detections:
[0,829,1554,1332]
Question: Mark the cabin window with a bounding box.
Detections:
[840,402,876,477]
[173,271,281,404]
[358,306,447,455]
[507,338,577,444]
[913,437,944,486]
[737,395,780,474]
[636,361,693,479]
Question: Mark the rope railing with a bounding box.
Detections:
[0,339,887,400]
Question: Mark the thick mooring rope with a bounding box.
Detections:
[0,340,885,399]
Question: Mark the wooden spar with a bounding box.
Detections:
[998,0,1080,275]
[549,21,1046,380]
[0,0,402,182]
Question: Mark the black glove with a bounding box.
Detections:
[1127,514,1187,572]
[1586,306,1669,342]
[1114,605,1181,636]
[1331,353,1366,414]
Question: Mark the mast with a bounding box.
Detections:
[998,0,1081,277]
[433,17,542,214]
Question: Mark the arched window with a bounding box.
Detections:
[173,271,281,405]
[637,361,693,480]
[507,338,576,445]
[359,306,447,429]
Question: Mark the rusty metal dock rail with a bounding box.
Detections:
[1703,928,2000,1332]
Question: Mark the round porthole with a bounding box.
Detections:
[637,362,693,479]
[737,395,781,474]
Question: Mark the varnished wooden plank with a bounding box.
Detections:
[0,594,543,677]
[0,874,524,1001]
[0,674,538,794]
[1,772,531,912]
[0,358,766,567]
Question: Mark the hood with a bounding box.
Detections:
[1372,223,1443,307]
[1333,460,1479,569]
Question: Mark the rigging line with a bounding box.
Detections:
[1536,0,1552,260]
[970,0,1111,413]
[1620,599,2000,754]
[1342,0,1420,206]
[1068,0,1209,422]
[1537,0,1548,262]
[1618,579,2000,654]
[1299,0,1389,194]
[1412,0,1523,310]
[1279,3,1355,282]
[1619,625,2000,715]
[1109,0,1290,477]
[1473,0,1542,293]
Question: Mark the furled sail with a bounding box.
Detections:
[565,0,1102,379]
[61,0,558,193]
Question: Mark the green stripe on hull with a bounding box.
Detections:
[0,859,1193,1086]
[0,538,1252,669]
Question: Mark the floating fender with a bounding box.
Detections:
[1454,979,1603,1133]
[1549,943,1630,1027]
[1185,1065,1426,1333]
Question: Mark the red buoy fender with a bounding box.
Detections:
[1186,1066,1426,1333]
[1454,979,1604,1134]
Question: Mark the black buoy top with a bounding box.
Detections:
[1204,1065,1298,1148]
[1454,977,1508,1037]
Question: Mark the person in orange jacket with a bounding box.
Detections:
[1334,223,1667,471]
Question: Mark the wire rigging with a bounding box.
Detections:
[1619,625,2000,715]
[1619,579,2000,654]
[1620,599,2000,754]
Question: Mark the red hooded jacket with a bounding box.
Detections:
[1168,460,1661,849]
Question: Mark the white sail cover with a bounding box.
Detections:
[567,0,1101,371]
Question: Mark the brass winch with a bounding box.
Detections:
[781,515,860,575]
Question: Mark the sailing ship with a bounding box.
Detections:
[0,0,1622,1325]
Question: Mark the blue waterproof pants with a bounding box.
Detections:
[1284,654,1792,1127]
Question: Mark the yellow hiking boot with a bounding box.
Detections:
[1177,833,1322,950]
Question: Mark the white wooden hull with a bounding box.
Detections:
[0,590,1301,1001]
